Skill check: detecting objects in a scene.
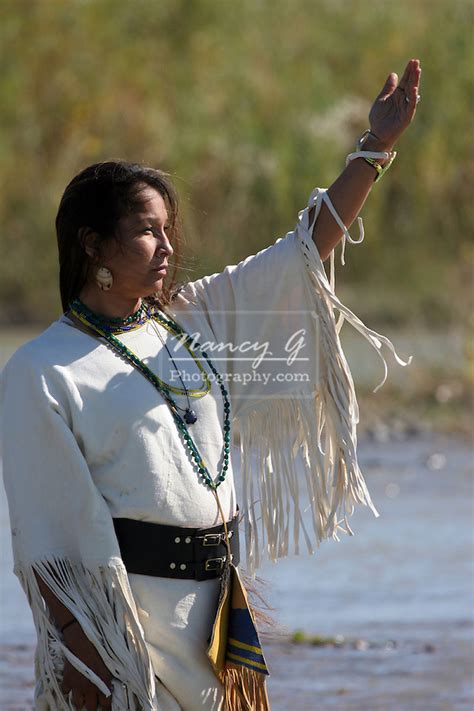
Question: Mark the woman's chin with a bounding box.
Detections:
[143,279,164,296]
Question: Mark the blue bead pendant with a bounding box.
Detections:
[184,408,197,424]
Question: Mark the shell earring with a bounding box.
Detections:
[95,266,113,291]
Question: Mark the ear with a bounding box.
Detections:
[78,227,100,261]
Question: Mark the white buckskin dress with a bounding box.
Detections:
[0,188,410,709]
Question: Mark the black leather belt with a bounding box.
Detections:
[113,511,240,581]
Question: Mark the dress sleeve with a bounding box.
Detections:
[173,187,412,575]
[0,350,156,710]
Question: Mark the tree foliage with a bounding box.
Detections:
[0,0,472,326]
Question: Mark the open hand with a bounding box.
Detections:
[61,623,113,710]
[368,58,421,150]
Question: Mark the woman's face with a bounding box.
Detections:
[98,184,174,299]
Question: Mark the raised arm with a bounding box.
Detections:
[311,58,421,261]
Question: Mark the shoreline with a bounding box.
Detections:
[2,627,472,711]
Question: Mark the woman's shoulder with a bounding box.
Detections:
[2,317,87,377]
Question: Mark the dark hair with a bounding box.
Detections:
[56,161,183,312]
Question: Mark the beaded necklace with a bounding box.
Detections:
[70,299,211,401]
[69,299,231,491]
[148,317,198,424]
[80,301,150,333]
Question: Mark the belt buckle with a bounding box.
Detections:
[204,556,226,572]
[202,533,223,547]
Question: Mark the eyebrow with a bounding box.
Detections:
[134,213,170,225]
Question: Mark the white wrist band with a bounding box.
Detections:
[346,150,392,166]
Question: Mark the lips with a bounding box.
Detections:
[154,264,168,275]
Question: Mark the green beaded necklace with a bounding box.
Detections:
[69,299,231,491]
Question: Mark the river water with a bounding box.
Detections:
[1,433,473,709]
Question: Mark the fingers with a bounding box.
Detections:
[400,58,421,92]
[407,60,421,115]
[411,60,422,94]
[68,687,110,711]
[71,688,85,709]
[378,72,398,100]
[98,691,113,709]
[389,59,421,118]
[98,687,113,709]
[84,690,99,711]
[61,660,112,710]
[398,59,413,91]
[61,667,72,698]
[69,687,104,710]
[377,58,420,101]
[405,84,420,117]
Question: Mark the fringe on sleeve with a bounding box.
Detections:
[239,187,412,577]
[16,556,156,710]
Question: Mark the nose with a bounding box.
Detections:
[156,231,174,258]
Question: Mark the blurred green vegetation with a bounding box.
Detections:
[0,0,472,329]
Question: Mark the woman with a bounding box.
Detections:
[1,60,421,710]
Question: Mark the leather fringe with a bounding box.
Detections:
[221,664,270,711]
[17,557,156,709]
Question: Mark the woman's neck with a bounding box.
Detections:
[77,285,142,320]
